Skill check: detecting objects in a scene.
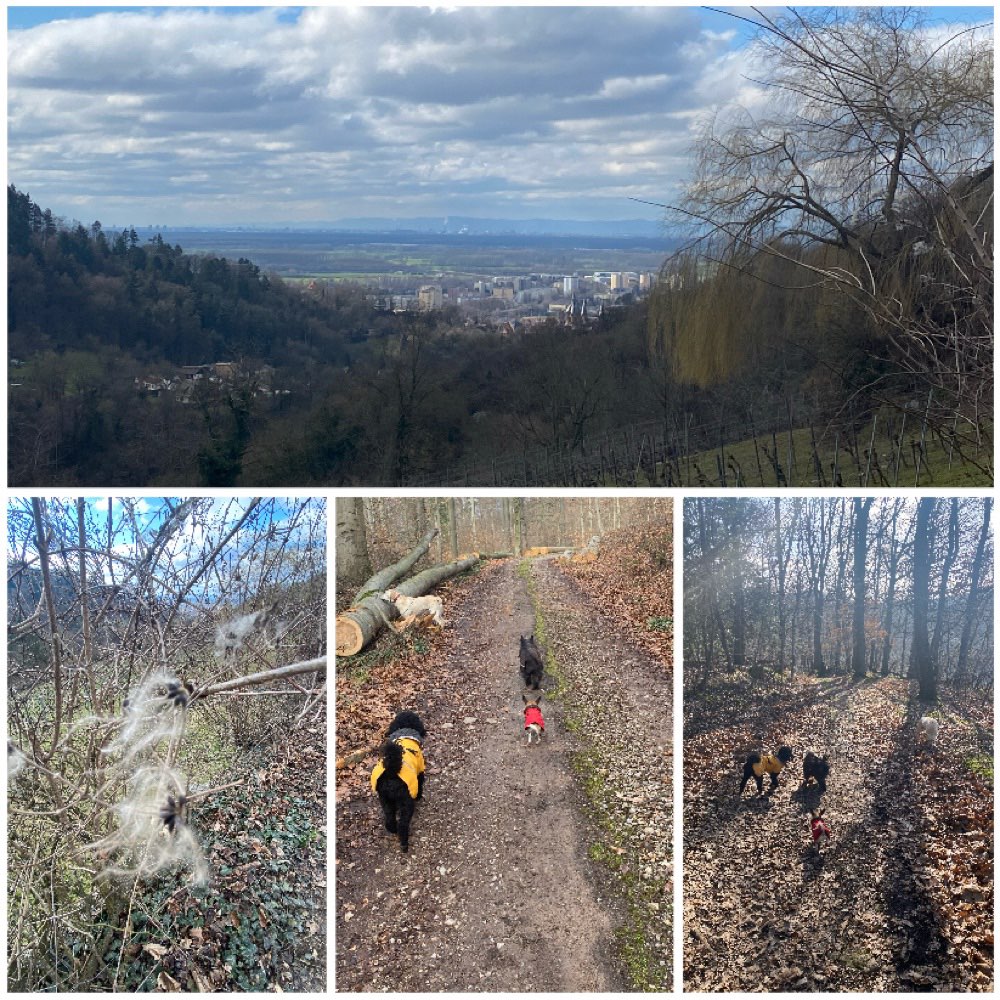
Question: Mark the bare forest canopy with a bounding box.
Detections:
[8,183,990,488]
[7,497,327,992]
[651,8,993,476]
[684,497,993,702]
[336,496,674,593]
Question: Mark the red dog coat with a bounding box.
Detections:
[524,705,545,730]
[810,815,831,844]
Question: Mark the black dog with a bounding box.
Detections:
[739,746,793,796]
[370,711,426,852]
[801,751,830,793]
[519,634,544,690]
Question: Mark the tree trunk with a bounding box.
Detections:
[774,498,787,669]
[879,500,904,677]
[852,498,873,680]
[930,499,959,663]
[955,498,992,685]
[336,553,478,656]
[513,498,524,556]
[812,590,826,677]
[911,498,936,702]
[351,526,439,602]
[335,498,372,589]
[448,498,459,558]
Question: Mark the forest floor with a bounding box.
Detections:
[336,533,673,991]
[150,702,328,992]
[683,672,994,992]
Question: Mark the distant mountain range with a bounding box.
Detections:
[147,216,671,239]
[330,216,668,238]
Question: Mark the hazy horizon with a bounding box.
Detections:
[9,5,993,229]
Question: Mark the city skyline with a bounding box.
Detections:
[9,5,991,229]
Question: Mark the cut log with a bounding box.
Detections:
[336,553,478,656]
[352,527,439,603]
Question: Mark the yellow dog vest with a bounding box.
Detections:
[370,736,425,800]
[753,754,785,778]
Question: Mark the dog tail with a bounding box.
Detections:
[381,739,405,777]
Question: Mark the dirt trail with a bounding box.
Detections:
[336,559,627,991]
[684,678,963,991]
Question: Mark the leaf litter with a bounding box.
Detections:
[683,673,993,992]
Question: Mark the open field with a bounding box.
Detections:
[136,228,672,281]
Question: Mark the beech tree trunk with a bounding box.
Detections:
[336,553,478,656]
[335,498,372,589]
[911,498,936,702]
[955,498,992,685]
[852,498,873,680]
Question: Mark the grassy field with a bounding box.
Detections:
[678,419,991,488]
[148,231,668,282]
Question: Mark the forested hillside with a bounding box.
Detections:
[8,184,990,487]
[8,186,659,486]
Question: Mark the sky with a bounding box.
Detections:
[7,496,325,596]
[7,5,994,228]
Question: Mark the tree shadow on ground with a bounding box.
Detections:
[685,672,854,742]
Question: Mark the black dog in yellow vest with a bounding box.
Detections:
[371,711,426,852]
[739,746,793,796]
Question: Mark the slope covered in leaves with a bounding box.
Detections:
[90,705,327,992]
[559,520,673,668]
[684,674,993,991]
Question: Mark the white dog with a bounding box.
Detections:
[918,716,940,746]
[382,588,446,627]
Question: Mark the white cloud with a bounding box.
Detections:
[11,6,985,226]
[8,6,745,224]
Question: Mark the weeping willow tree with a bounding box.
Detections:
[648,242,847,388]
[650,7,992,463]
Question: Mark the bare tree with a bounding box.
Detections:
[676,7,993,452]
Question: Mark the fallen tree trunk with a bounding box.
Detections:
[336,554,479,657]
[352,527,439,602]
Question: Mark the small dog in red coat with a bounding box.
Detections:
[809,809,831,849]
[523,692,545,746]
